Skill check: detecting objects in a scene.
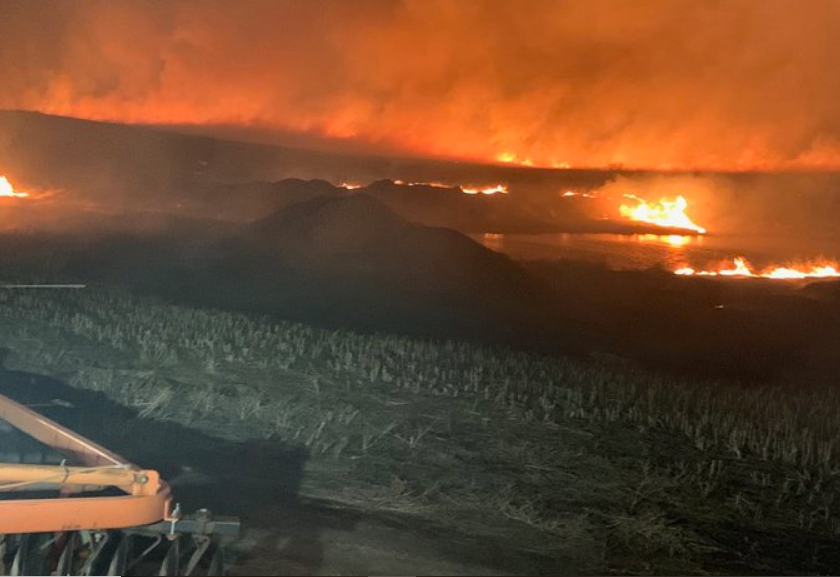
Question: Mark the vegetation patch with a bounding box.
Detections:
[1,288,840,574]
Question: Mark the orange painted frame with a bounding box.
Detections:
[0,392,173,533]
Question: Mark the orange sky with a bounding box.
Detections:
[2,0,840,170]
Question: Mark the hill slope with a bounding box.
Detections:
[59,193,550,342]
[202,194,538,336]
[0,110,642,232]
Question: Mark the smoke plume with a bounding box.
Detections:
[2,0,840,170]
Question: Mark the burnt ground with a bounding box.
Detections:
[0,355,553,576]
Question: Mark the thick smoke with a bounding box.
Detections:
[2,0,840,170]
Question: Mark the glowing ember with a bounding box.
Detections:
[675,257,840,279]
[461,184,508,195]
[619,194,706,234]
[0,176,28,198]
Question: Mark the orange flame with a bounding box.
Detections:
[496,152,569,169]
[345,179,508,194]
[393,180,450,188]
[638,234,692,247]
[496,152,517,164]
[345,179,507,194]
[461,184,508,195]
[675,257,840,279]
[561,190,597,198]
[0,176,28,198]
[619,194,706,234]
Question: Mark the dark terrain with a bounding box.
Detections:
[0,355,540,576]
[3,111,840,575]
[8,109,840,236]
[2,189,840,384]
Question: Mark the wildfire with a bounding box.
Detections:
[675,257,840,279]
[461,184,508,195]
[561,190,597,198]
[0,176,28,198]
[494,152,553,168]
[638,234,692,247]
[393,180,449,188]
[340,182,363,190]
[377,179,510,195]
[619,194,706,234]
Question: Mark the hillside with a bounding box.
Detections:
[51,193,550,342]
[0,110,664,233]
[200,194,539,337]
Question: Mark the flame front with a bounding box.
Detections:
[619,194,706,234]
[461,184,508,195]
[561,190,597,198]
[393,180,450,189]
[675,257,840,279]
[0,176,28,198]
[341,179,508,195]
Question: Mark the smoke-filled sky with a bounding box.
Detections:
[2,0,840,170]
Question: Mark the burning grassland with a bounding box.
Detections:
[460,184,508,195]
[0,176,28,198]
[4,2,840,171]
[392,180,449,189]
[675,257,840,280]
[351,179,510,196]
[619,194,707,234]
[561,190,597,199]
